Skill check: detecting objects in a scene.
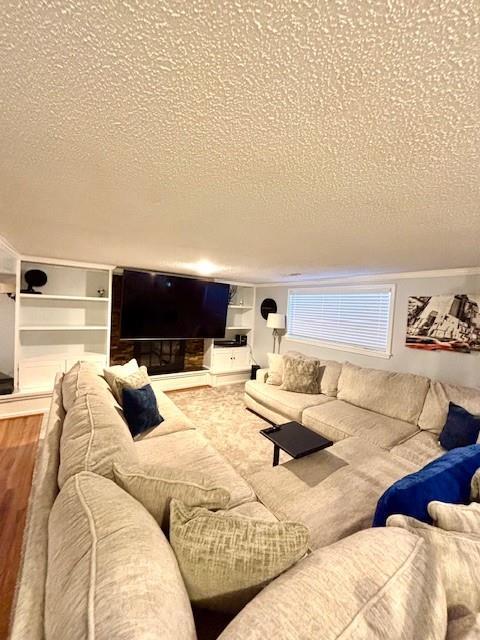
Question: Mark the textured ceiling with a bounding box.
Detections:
[0,0,479,283]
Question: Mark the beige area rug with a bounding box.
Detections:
[167,383,290,478]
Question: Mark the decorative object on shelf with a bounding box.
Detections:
[97,288,106,298]
[228,285,238,305]
[21,269,47,294]
[267,313,286,354]
[406,294,480,354]
[261,298,277,320]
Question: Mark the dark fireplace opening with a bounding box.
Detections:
[133,340,186,375]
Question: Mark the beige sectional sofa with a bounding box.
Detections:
[9,361,479,639]
[245,360,480,548]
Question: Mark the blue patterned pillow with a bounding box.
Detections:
[439,403,480,451]
[373,444,480,527]
[122,384,163,437]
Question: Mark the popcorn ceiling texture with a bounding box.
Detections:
[0,1,479,282]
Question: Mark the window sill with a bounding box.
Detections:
[285,335,393,359]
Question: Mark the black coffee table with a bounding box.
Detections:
[260,421,333,466]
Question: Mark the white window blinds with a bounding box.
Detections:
[287,286,394,356]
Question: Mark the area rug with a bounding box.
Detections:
[167,383,289,478]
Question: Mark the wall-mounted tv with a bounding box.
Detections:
[120,269,229,340]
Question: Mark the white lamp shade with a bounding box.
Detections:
[267,313,285,329]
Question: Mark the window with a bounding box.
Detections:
[286,285,395,358]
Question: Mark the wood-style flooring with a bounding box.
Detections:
[0,413,43,640]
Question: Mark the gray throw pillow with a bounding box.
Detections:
[280,354,322,394]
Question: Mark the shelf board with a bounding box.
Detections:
[228,305,253,309]
[225,326,252,330]
[19,325,109,331]
[20,294,109,302]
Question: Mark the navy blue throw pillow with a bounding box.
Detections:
[439,403,480,451]
[122,384,163,437]
[373,444,480,527]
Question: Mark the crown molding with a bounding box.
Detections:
[0,234,19,258]
[255,267,480,288]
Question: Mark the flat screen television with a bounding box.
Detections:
[120,269,229,340]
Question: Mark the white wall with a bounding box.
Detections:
[253,272,480,389]
[0,293,15,375]
[0,236,18,377]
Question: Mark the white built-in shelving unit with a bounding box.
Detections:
[204,283,256,384]
[16,258,113,392]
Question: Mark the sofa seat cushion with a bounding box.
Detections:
[244,380,332,423]
[248,443,417,549]
[62,361,116,412]
[391,430,445,467]
[58,393,139,488]
[133,387,195,441]
[134,429,255,508]
[217,527,447,640]
[302,400,418,448]
[337,362,430,424]
[226,501,278,522]
[419,381,480,434]
[46,472,196,640]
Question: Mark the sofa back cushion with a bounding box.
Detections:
[418,381,480,434]
[337,362,429,423]
[62,361,115,412]
[58,393,139,488]
[217,527,446,640]
[113,462,230,531]
[46,472,196,640]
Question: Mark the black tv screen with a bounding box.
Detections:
[120,270,229,340]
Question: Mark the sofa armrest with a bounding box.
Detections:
[256,368,269,383]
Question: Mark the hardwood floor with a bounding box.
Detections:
[0,414,43,640]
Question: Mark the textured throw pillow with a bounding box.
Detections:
[105,363,150,404]
[373,445,480,527]
[266,352,284,385]
[122,384,163,437]
[113,463,231,531]
[387,513,480,620]
[428,501,480,535]
[472,469,480,501]
[280,354,322,394]
[439,403,480,451]
[169,500,309,612]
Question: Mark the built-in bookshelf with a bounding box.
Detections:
[16,258,113,392]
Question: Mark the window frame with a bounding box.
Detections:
[286,284,396,359]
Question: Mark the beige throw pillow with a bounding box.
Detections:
[280,354,322,394]
[321,359,343,397]
[266,352,284,385]
[428,501,480,535]
[169,500,309,613]
[472,469,480,501]
[388,513,480,619]
[104,363,150,404]
[113,463,231,532]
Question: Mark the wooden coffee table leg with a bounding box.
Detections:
[273,444,280,467]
